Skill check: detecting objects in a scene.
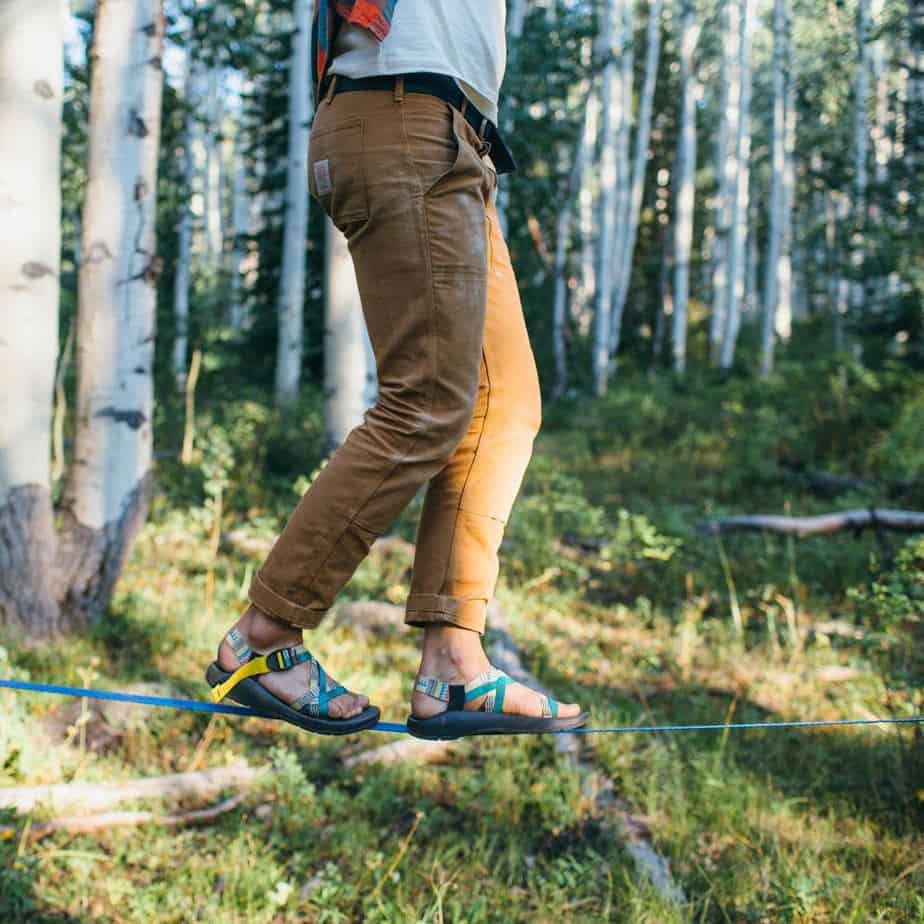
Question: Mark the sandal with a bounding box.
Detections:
[406,666,589,740]
[205,628,380,736]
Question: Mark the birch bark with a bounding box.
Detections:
[849,0,872,316]
[719,0,755,371]
[672,0,699,374]
[709,0,737,362]
[274,0,313,406]
[610,0,664,365]
[0,0,64,633]
[60,0,165,626]
[593,0,624,395]
[324,219,370,449]
[552,84,594,398]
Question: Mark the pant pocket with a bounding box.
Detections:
[403,99,472,197]
[308,119,370,234]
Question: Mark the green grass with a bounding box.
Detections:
[2,361,923,922]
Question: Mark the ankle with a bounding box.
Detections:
[234,605,302,651]
[419,625,489,681]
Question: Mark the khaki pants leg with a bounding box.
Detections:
[249,85,491,628]
[405,196,542,635]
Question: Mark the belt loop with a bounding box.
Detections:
[394,76,404,103]
[324,73,338,104]
[479,117,489,140]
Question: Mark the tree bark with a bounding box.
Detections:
[495,0,528,234]
[593,0,625,396]
[60,0,165,628]
[0,0,63,634]
[671,0,700,375]
[173,42,196,390]
[610,0,664,366]
[606,0,636,368]
[849,0,872,316]
[762,0,785,376]
[709,0,736,362]
[274,0,313,406]
[552,83,594,398]
[719,0,755,372]
[324,218,371,449]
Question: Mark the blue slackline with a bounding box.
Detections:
[2,678,922,736]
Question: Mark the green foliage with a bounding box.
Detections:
[849,536,924,633]
[504,452,606,582]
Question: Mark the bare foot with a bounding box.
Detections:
[410,625,582,720]
[217,605,369,719]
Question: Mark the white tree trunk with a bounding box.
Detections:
[60,0,164,627]
[552,83,594,398]
[710,0,737,362]
[324,219,371,448]
[849,0,871,315]
[204,67,224,266]
[495,0,528,233]
[611,0,664,357]
[274,0,313,406]
[593,0,624,396]
[228,120,251,332]
[173,43,195,390]
[719,0,755,371]
[744,197,759,318]
[0,0,64,633]
[832,189,850,350]
[606,0,636,365]
[870,0,890,194]
[761,0,794,376]
[777,21,797,335]
[905,0,924,181]
[671,0,699,375]
[577,81,600,330]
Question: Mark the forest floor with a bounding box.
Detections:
[2,360,923,923]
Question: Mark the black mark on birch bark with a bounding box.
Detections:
[94,407,147,429]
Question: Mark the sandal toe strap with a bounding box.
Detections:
[416,667,561,717]
[290,661,349,718]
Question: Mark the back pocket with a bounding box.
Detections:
[308,120,369,234]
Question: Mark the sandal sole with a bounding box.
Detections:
[205,663,380,736]
[405,709,590,740]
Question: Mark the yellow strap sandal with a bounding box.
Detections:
[205,628,380,735]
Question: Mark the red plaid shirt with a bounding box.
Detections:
[313,0,398,99]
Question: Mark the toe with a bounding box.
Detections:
[557,701,583,719]
[329,692,365,719]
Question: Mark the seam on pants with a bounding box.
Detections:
[437,296,495,594]
[302,97,440,592]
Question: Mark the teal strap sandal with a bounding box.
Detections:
[406,666,588,740]
[205,628,380,735]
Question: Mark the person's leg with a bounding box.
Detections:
[216,84,493,717]
[407,193,581,720]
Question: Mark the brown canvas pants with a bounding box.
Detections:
[248,77,541,636]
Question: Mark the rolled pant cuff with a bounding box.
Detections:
[248,571,327,630]
[405,593,488,635]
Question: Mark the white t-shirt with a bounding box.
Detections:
[328,0,507,124]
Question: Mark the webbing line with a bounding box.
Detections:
[2,678,922,736]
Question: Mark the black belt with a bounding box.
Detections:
[321,72,517,176]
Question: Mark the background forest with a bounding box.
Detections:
[1,0,923,921]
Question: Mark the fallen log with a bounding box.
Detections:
[0,793,247,842]
[343,737,460,769]
[700,508,924,538]
[487,609,686,906]
[0,763,265,814]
